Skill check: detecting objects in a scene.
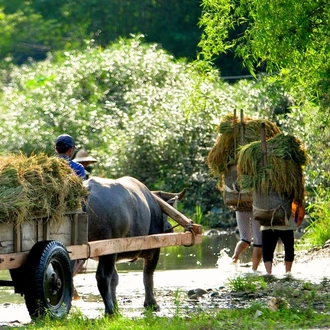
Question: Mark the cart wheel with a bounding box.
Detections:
[24,240,73,319]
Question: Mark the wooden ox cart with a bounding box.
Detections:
[0,197,202,319]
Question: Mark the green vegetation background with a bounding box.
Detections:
[0,1,329,238]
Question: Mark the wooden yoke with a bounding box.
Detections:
[152,194,203,235]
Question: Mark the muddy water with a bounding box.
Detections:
[0,231,242,324]
[1,231,328,326]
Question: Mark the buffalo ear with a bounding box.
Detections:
[167,196,178,208]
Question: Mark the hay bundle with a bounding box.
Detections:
[206,113,280,210]
[206,114,281,176]
[237,133,308,204]
[0,153,89,225]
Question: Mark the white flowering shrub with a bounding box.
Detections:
[0,36,288,218]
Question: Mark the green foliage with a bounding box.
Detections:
[0,36,289,216]
[277,103,330,191]
[0,1,203,64]
[199,0,330,101]
[199,0,330,193]
[0,6,63,64]
[228,274,267,292]
[302,186,330,246]
[192,205,203,225]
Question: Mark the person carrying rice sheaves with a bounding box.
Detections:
[207,113,280,272]
[237,133,307,275]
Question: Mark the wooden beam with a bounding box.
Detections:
[0,232,202,270]
[0,251,28,271]
[152,194,203,235]
[67,232,202,260]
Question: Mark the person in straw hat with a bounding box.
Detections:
[73,149,98,179]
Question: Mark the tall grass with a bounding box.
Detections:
[192,205,203,225]
[228,274,267,292]
[11,296,330,330]
[303,187,330,246]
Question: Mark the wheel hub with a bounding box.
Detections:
[50,273,62,294]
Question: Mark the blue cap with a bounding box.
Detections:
[55,134,76,148]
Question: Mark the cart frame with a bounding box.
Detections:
[0,198,202,318]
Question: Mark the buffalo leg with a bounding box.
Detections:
[143,248,160,311]
[96,254,118,315]
[110,267,119,309]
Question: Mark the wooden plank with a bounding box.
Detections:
[76,213,88,245]
[0,251,29,271]
[0,222,14,254]
[43,218,50,241]
[13,223,21,253]
[70,213,88,245]
[71,213,79,245]
[0,232,202,270]
[67,232,202,260]
[1,215,85,254]
[21,221,38,251]
[37,219,43,242]
[152,194,203,235]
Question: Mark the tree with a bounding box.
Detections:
[0,0,249,77]
[198,0,330,189]
[0,6,63,64]
[0,37,288,217]
[199,0,330,100]
[0,0,203,62]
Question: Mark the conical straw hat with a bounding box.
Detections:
[73,149,98,163]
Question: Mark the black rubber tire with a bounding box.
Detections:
[24,240,73,319]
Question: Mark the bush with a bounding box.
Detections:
[303,186,330,246]
[0,36,292,221]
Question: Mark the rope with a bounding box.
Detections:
[270,205,289,229]
[163,223,181,233]
[253,204,290,229]
[183,222,196,247]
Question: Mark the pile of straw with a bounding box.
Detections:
[207,114,281,177]
[0,153,89,225]
[237,133,308,203]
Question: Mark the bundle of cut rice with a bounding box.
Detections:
[0,153,89,225]
[207,113,281,211]
[207,114,281,177]
[237,133,308,204]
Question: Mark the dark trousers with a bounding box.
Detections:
[262,229,294,263]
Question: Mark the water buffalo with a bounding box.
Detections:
[84,176,185,315]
